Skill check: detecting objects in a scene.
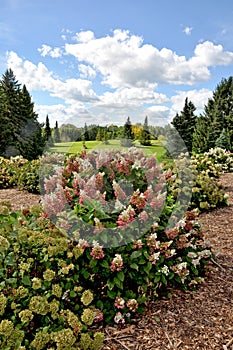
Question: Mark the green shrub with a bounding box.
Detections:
[17,159,40,193]
[0,148,215,349]
[164,151,229,212]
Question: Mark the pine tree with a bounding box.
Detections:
[171,97,196,153]
[0,69,45,159]
[139,116,152,146]
[53,121,61,143]
[192,116,209,153]
[96,127,102,141]
[215,128,231,150]
[44,115,53,145]
[204,76,233,150]
[83,122,89,141]
[120,117,134,147]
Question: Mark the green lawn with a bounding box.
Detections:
[49,139,168,162]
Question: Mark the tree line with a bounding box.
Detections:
[1,68,233,160]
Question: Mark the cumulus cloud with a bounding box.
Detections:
[64,29,233,88]
[183,26,192,35]
[7,51,99,103]
[78,64,96,79]
[5,29,233,127]
[38,44,63,58]
[171,88,213,114]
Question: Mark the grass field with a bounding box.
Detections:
[49,139,168,162]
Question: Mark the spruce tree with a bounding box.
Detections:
[204,76,233,150]
[192,116,209,153]
[139,116,152,146]
[0,69,45,159]
[44,115,53,145]
[53,121,61,143]
[215,128,231,150]
[171,97,196,153]
[120,116,134,147]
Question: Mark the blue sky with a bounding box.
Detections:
[1,0,233,127]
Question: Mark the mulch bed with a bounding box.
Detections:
[0,173,232,349]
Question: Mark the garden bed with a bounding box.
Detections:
[0,173,232,349]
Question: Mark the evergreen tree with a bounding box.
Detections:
[171,97,196,153]
[139,116,152,146]
[0,69,45,159]
[103,127,109,144]
[53,121,61,143]
[83,122,89,141]
[215,128,231,150]
[120,116,134,147]
[203,76,233,151]
[192,116,209,153]
[44,115,53,145]
[96,127,102,141]
[0,69,21,156]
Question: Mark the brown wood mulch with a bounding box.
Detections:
[0,174,232,350]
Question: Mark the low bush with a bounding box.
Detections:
[163,151,229,212]
[0,148,215,349]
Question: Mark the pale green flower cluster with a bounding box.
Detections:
[0,293,7,315]
[52,283,63,298]
[81,308,96,325]
[16,286,29,298]
[32,277,42,290]
[43,268,56,281]
[60,309,82,330]
[30,331,50,350]
[72,245,84,259]
[18,309,34,323]
[0,319,24,349]
[19,261,31,275]
[49,299,60,319]
[81,290,94,306]
[51,328,76,350]
[78,332,104,350]
[29,296,49,315]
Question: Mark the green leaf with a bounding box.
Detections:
[117,271,124,282]
[107,290,117,299]
[113,276,123,290]
[130,263,139,271]
[130,250,142,260]
[161,274,167,285]
[69,290,77,298]
[100,260,109,269]
[96,300,104,309]
[144,262,152,275]
[107,279,114,291]
[22,275,31,286]
[154,275,161,283]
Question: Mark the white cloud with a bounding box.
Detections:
[38,44,52,57]
[97,87,168,108]
[171,88,213,114]
[65,30,233,88]
[73,30,95,43]
[5,29,233,127]
[7,51,99,103]
[183,26,192,35]
[192,40,233,66]
[78,64,96,79]
[35,103,93,127]
[38,44,63,58]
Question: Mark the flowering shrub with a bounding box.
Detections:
[0,148,216,348]
[202,147,233,173]
[163,151,229,212]
[41,148,167,247]
[0,156,40,193]
[0,208,104,350]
